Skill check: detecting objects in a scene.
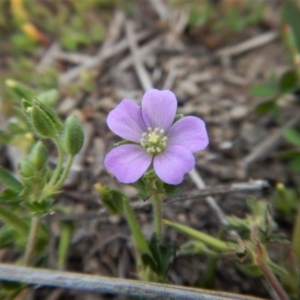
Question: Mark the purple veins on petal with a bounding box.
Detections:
[104,144,152,184]
[168,116,209,153]
[142,89,177,131]
[106,99,146,143]
[153,145,195,185]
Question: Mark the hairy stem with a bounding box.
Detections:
[24,217,40,266]
[152,193,163,243]
[53,155,74,191]
[260,263,289,300]
[49,137,64,187]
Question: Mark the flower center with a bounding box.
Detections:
[140,127,168,155]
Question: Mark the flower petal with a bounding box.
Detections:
[142,89,177,131]
[168,116,209,152]
[107,99,146,143]
[104,144,152,183]
[153,146,195,185]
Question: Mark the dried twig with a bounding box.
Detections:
[216,31,278,58]
[0,264,266,300]
[54,51,92,64]
[163,65,177,90]
[118,36,163,70]
[241,113,300,170]
[51,180,269,222]
[58,11,125,85]
[189,169,229,226]
[36,43,60,72]
[168,180,269,203]
[125,21,153,90]
[148,0,169,21]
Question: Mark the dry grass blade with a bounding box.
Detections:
[125,21,153,90]
[216,31,278,58]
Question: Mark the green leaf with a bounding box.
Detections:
[284,128,300,146]
[142,233,176,280]
[96,185,125,214]
[0,167,23,193]
[249,85,278,97]
[25,198,53,217]
[254,100,277,115]
[0,189,22,205]
[0,205,29,234]
[132,178,153,200]
[279,150,300,159]
[289,156,300,171]
[268,260,288,277]
[162,183,181,197]
[141,253,158,273]
[279,70,298,94]
[282,0,300,53]
[0,225,15,248]
[274,185,298,214]
[237,263,263,277]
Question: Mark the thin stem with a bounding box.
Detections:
[152,193,163,243]
[53,155,74,191]
[292,207,300,263]
[260,263,289,300]
[24,217,40,266]
[49,136,64,187]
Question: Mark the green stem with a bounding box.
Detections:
[260,263,289,300]
[123,198,151,256]
[48,136,64,187]
[292,207,300,263]
[152,193,163,243]
[53,155,74,191]
[24,217,40,266]
[57,222,72,270]
[164,219,228,252]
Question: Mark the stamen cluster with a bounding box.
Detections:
[140,127,167,155]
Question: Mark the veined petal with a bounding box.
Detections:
[153,145,195,185]
[107,99,146,143]
[142,89,177,131]
[104,144,152,183]
[168,116,209,152]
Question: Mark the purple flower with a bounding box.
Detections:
[104,89,208,185]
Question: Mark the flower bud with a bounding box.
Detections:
[173,114,183,123]
[19,160,35,179]
[5,79,35,102]
[29,106,57,138]
[61,115,84,155]
[37,89,59,106]
[33,99,62,132]
[27,141,48,170]
[26,100,62,138]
